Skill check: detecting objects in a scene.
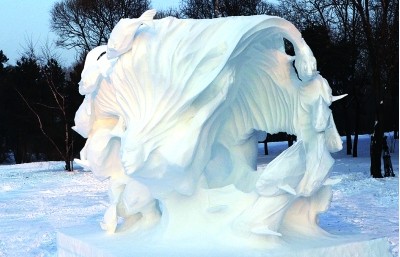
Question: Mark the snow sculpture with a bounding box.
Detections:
[73,10,345,247]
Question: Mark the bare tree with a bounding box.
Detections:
[42,58,75,171]
[218,0,261,16]
[278,0,340,30]
[256,1,282,16]
[50,0,150,54]
[13,42,78,170]
[14,68,74,171]
[155,7,182,19]
[329,0,365,157]
[352,0,397,177]
[180,0,276,18]
[180,0,215,18]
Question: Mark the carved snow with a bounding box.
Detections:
[73,11,345,247]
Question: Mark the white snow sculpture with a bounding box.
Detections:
[74,10,345,247]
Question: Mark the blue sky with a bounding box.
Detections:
[0,0,179,67]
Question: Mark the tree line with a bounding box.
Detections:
[0,48,84,170]
[0,0,397,178]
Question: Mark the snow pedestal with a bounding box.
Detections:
[57,225,393,257]
[57,184,394,257]
[65,10,395,257]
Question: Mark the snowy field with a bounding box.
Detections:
[0,134,398,256]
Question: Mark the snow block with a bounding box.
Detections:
[57,225,393,257]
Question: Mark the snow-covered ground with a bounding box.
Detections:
[0,134,398,256]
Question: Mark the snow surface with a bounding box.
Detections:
[0,134,398,256]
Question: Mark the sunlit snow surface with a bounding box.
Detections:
[0,135,398,256]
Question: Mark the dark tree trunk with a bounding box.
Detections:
[370,121,383,178]
[64,123,73,171]
[71,138,74,171]
[264,140,268,155]
[65,160,71,171]
[14,133,28,164]
[353,134,358,157]
[345,101,352,155]
[369,59,385,178]
[346,133,352,155]
[352,0,390,178]
[353,100,360,157]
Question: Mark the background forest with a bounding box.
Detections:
[0,0,398,178]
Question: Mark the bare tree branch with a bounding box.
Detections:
[14,88,66,161]
[50,0,150,54]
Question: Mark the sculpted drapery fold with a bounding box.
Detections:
[73,10,343,245]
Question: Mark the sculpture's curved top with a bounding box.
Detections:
[105,14,320,184]
[107,9,157,59]
[73,10,344,246]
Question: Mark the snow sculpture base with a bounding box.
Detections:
[57,225,392,257]
[57,184,392,257]
[69,10,386,256]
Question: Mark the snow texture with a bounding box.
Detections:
[73,12,345,244]
[0,135,398,256]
